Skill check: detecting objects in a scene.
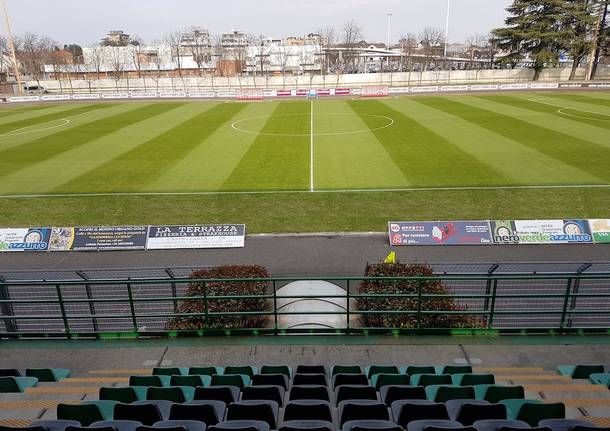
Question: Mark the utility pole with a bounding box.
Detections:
[387,13,392,49]
[587,1,605,80]
[444,0,451,58]
[1,0,23,94]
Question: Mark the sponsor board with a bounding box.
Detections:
[72,94,101,100]
[388,87,410,94]
[411,86,439,93]
[188,92,216,98]
[130,92,159,99]
[102,93,129,99]
[589,219,610,244]
[471,84,499,91]
[317,89,331,96]
[440,85,469,92]
[558,83,583,89]
[499,83,529,90]
[146,224,246,249]
[0,228,51,252]
[263,90,277,97]
[335,88,351,95]
[41,95,72,101]
[529,83,559,89]
[490,220,592,244]
[583,83,610,88]
[48,226,148,251]
[159,92,186,98]
[277,90,292,97]
[388,221,492,246]
[216,91,237,98]
[296,89,309,96]
[8,96,41,103]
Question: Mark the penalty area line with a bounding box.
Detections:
[1,184,610,199]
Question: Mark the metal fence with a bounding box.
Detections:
[1,262,609,339]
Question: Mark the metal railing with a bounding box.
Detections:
[1,270,610,339]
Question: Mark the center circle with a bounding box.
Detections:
[231,113,394,137]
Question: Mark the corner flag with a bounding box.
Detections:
[384,251,396,264]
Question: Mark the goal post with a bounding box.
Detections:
[360,86,390,98]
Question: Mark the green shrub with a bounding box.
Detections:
[358,262,485,329]
[167,265,271,330]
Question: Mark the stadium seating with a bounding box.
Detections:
[557,365,605,379]
[280,421,333,431]
[194,386,241,404]
[379,385,427,405]
[260,366,291,378]
[241,385,285,406]
[332,373,369,389]
[331,366,362,377]
[210,420,269,431]
[410,374,453,387]
[371,374,411,390]
[252,374,289,390]
[289,385,330,401]
[25,368,71,382]
[0,376,38,392]
[225,400,279,428]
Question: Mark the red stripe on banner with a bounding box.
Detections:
[277,90,292,97]
[296,90,308,96]
[318,89,330,96]
[335,88,351,95]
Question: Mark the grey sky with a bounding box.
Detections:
[6,0,512,45]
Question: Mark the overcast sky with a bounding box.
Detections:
[6,0,512,45]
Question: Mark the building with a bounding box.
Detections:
[102,31,130,47]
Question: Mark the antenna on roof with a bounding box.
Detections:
[1,0,23,95]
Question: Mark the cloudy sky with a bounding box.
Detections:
[6,0,512,45]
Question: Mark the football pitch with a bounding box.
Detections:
[1,91,609,233]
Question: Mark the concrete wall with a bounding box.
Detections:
[34,66,610,93]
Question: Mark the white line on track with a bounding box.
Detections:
[2,184,610,199]
[527,98,610,120]
[310,100,314,192]
[0,118,71,137]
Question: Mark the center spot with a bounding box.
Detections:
[231,112,394,137]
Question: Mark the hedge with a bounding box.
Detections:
[358,262,485,329]
[166,265,271,330]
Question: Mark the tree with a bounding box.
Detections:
[316,26,336,74]
[89,43,105,80]
[564,0,597,80]
[341,20,363,69]
[399,33,418,71]
[129,36,145,79]
[183,27,211,76]
[493,0,587,80]
[419,27,444,72]
[591,0,609,78]
[107,46,128,91]
[14,33,56,86]
[164,30,184,78]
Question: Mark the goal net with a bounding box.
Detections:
[236,89,265,101]
[360,86,390,98]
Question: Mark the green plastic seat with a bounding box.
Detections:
[332,365,362,376]
[475,385,525,403]
[99,386,147,403]
[152,367,188,376]
[261,365,292,377]
[371,373,411,390]
[365,365,399,378]
[146,385,195,402]
[401,366,436,376]
[170,374,211,387]
[410,374,452,387]
[452,373,495,386]
[557,365,604,379]
[57,401,115,426]
[501,399,563,426]
[590,373,610,387]
[0,376,38,393]
[189,366,223,376]
[25,368,71,382]
[436,365,473,375]
[84,401,117,421]
[211,373,250,389]
[128,375,170,387]
[224,366,258,379]
[425,384,476,402]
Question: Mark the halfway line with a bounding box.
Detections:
[310,100,314,192]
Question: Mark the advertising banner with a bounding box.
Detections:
[0,228,51,252]
[500,83,529,90]
[335,88,351,95]
[277,90,292,97]
[388,221,492,246]
[102,93,129,99]
[8,96,41,103]
[296,89,308,96]
[72,94,100,100]
[583,83,610,89]
[490,220,593,244]
[471,84,499,91]
[558,83,583,89]
[147,224,246,249]
[388,87,410,94]
[317,89,331,96]
[530,83,559,89]
[188,91,216,98]
[411,86,439,93]
[48,226,147,251]
[440,85,469,92]
[130,92,159,99]
[589,219,610,244]
[41,95,72,101]
[159,92,186,98]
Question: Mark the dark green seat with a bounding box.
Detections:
[452,373,495,386]
[211,374,250,389]
[332,365,362,376]
[437,365,473,375]
[371,373,411,390]
[152,367,188,376]
[189,366,223,376]
[365,365,399,378]
[146,386,194,402]
[501,399,564,426]
[99,386,146,403]
[475,385,525,403]
[128,375,170,387]
[401,366,436,376]
[261,365,292,377]
[170,374,211,387]
[557,365,604,379]
[590,373,610,387]
[425,384,476,402]
[0,376,38,393]
[410,374,452,387]
[25,368,70,382]
[224,366,258,379]
[57,402,115,426]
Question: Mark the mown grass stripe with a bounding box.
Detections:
[348,99,507,187]
[546,93,610,108]
[0,103,184,180]
[421,96,610,182]
[222,101,310,191]
[56,103,245,192]
[0,103,110,133]
[483,95,610,131]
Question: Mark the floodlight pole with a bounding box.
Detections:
[2,0,23,94]
[444,0,451,58]
[387,13,392,50]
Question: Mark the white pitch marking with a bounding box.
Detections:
[2,183,610,199]
[0,118,71,137]
[527,98,610,120]
[310,100,314,192]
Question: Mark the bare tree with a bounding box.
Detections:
[164,30,184,79]
[14,33,57,86]
[342,20,363,70]
[398,33,418,71]
[0,36,9,78]
[89,43,105,80]
[419,27,444,71]
[183,27,211,76]
[316,26,336,74]
[107,46,127,91]
[129,36,145,78]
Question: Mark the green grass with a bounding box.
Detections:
[0,91,609,232]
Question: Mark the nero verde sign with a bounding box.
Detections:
[490,220,592,244]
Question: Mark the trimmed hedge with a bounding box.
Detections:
[166,265,271,330]
[358,262,485,329]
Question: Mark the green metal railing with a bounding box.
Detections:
[1,274,609,339]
